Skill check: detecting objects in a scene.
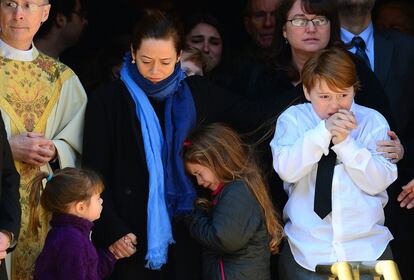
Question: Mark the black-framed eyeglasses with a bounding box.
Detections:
[0,0,49,13]
[286,17,329,27]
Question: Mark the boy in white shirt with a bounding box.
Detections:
[271,47,397,280]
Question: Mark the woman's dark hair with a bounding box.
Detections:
[183,13,224,40]
[28,167,104,236]
[131,9,184,55]
[270,0,343,81]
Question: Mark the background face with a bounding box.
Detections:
[244,0,278,49]
[336,0,376,16]
[185,23,222,68]
[62,0,88,47]
[283,0,331,56]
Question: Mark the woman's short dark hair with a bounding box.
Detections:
[269,0,343,81]
[130,9,184,55]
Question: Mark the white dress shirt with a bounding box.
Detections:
[341,23,375,70]
[270,102,397,271]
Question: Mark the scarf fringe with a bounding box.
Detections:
[145,238,175,270]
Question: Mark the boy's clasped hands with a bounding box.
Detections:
[325,109,358,145]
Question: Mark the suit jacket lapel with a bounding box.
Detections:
[374,31,393,86]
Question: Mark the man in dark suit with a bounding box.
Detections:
[213,0,279,96]
[0,115,21,280]
[337,0,414,278]
[34,0,88,60]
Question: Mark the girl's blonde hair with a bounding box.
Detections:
[183,123,284,254]
[28,167,104,236]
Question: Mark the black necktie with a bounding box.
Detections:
[314,143,337,219]
[352,36,371,69]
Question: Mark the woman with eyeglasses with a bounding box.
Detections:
[0,0,87,279]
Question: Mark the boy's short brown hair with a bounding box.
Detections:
[302,47,360,92]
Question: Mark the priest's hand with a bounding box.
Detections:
[9,132,56,166]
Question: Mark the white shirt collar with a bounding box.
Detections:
[0,38,39,61]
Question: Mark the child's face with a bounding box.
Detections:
[81,192,103,222]
[181,59,203,76]
[304,79,355,120]
[185,162,221,191]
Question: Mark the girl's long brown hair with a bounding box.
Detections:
[28,167,104,237]
[183,123,284,254]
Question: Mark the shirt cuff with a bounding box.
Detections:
[331,135,360,163]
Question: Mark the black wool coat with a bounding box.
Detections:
[0,115,21,250]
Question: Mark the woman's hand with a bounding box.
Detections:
[376,131,404,163]
[397,178,414,209]
[108,233,137,259]
[9,132,56,166]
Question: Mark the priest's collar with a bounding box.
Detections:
[0,38,39,61]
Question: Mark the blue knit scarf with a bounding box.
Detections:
[120,53,196,269]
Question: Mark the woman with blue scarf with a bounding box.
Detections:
[82,9,277,280]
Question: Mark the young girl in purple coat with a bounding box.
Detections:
[28,168,135,280]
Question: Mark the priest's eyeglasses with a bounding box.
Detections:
[0,0,49,13]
